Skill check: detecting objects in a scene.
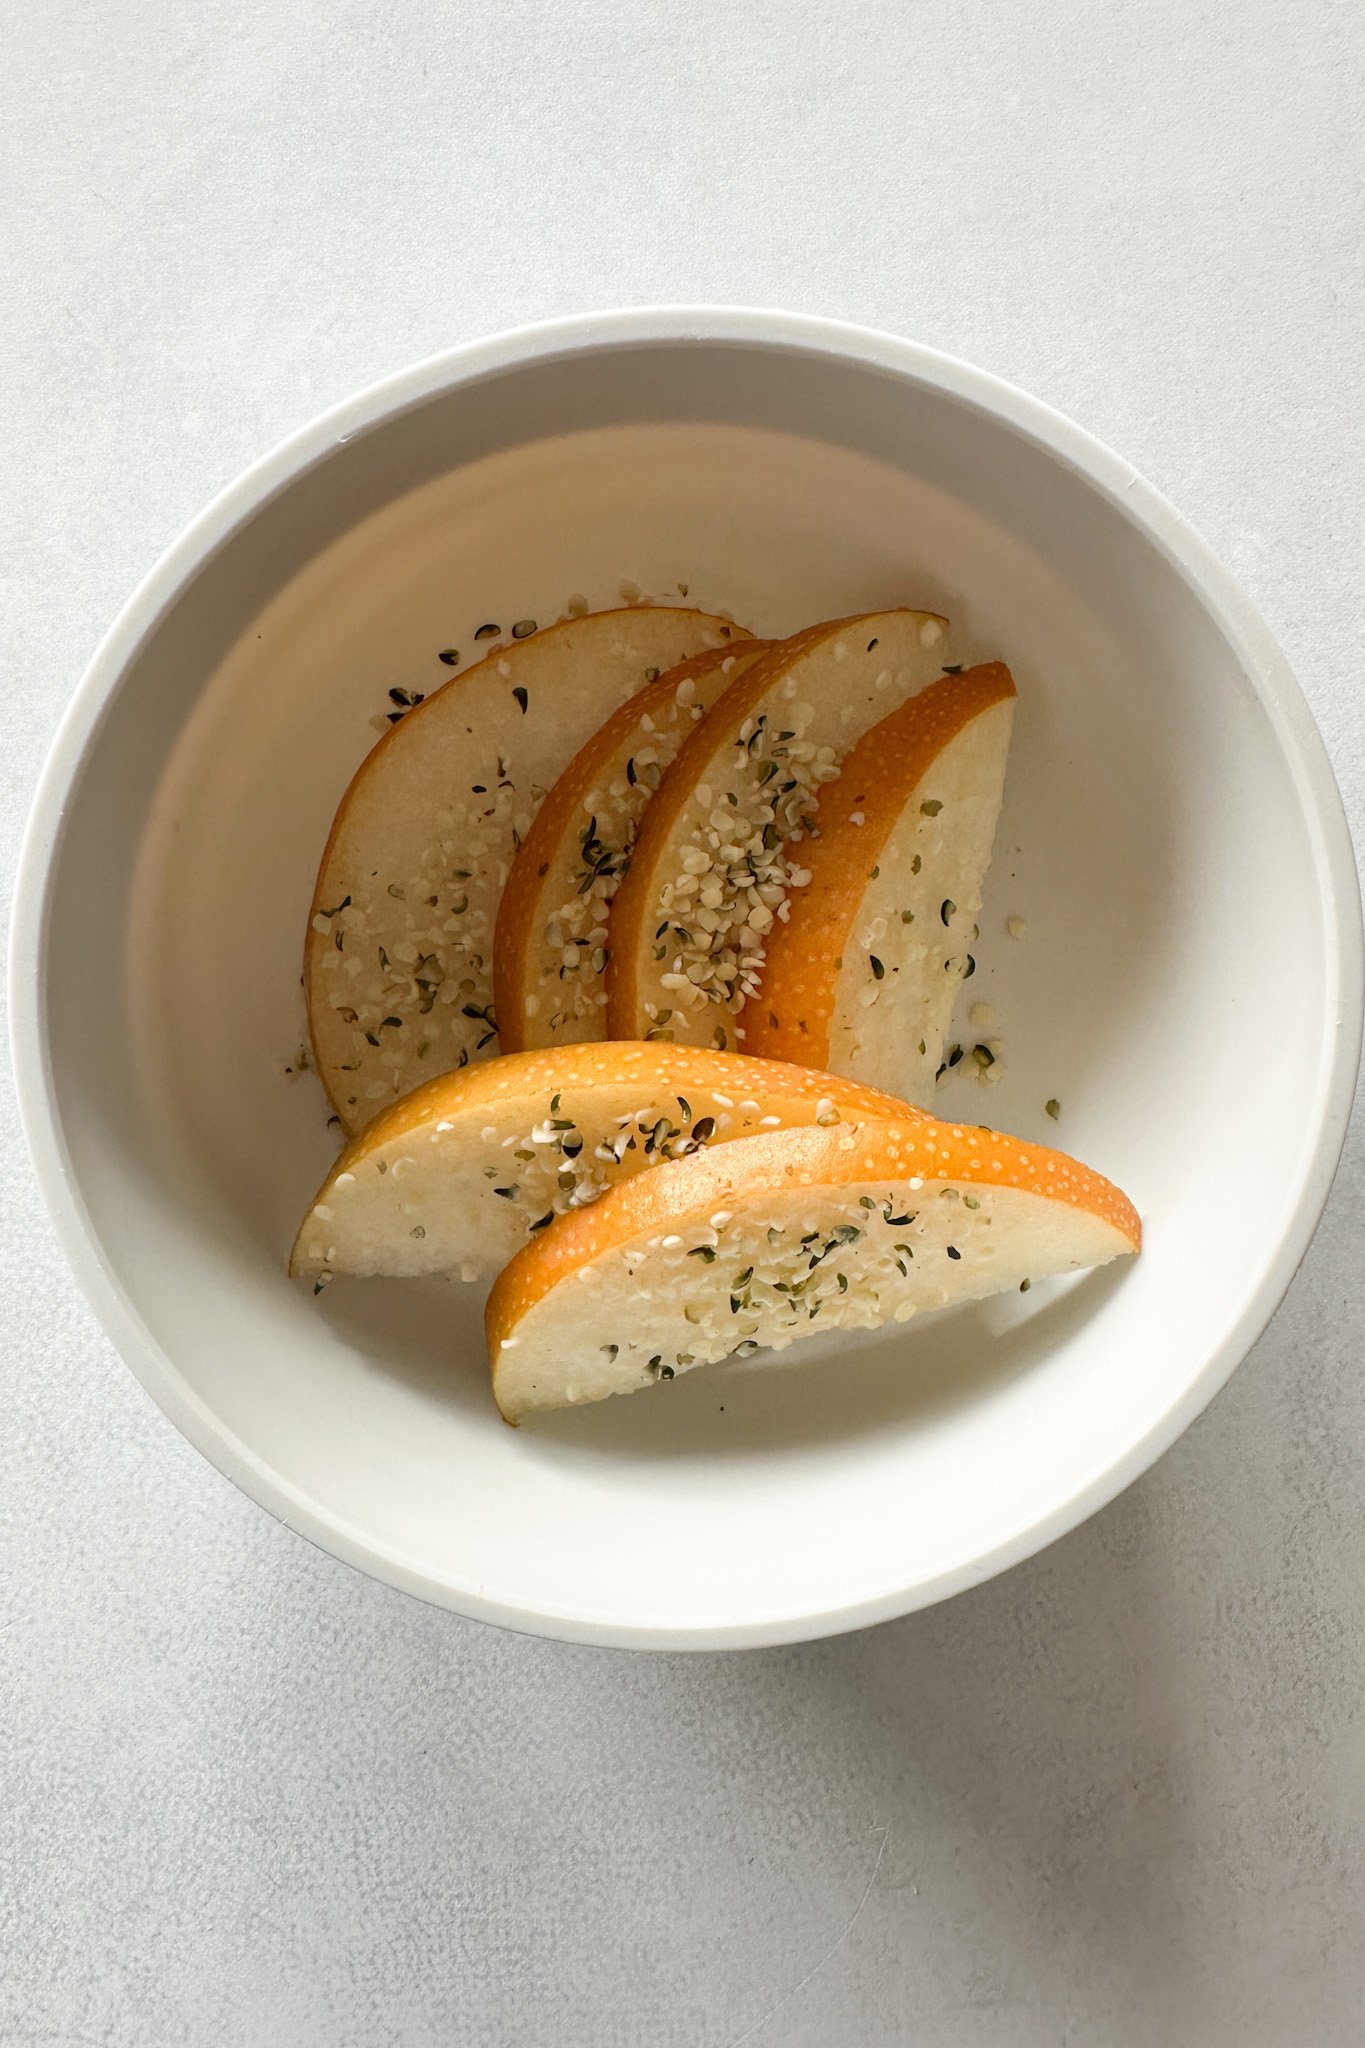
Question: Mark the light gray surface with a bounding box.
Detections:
[2,0,1362,2041]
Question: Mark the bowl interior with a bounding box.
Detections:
[34,336,1337,1643]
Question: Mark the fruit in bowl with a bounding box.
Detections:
[296,598,1137,1419]
[25,313,1349,1646]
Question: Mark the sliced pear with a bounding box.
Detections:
[605,609,955,1052]
[290,1041,918,1285]
[307,607,746,1130]
[744,662,1016,1102]
[494,641,773,1052]
[488,1117,1140,1420]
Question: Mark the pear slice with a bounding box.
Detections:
[743,662,1016,1103]
[290,1041,918,1285]
[487,1116,1139,1420]
[494,641,773,1052]
[605,609,954,1052]
[306,607,746,1130]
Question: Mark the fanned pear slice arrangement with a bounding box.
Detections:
[488,1118,1141,1420]
[306,607,746,1131]
[290,1042,918,1285]
[292,590,1142,1436]
[605,610,953,1052]
[494,641,773,1053]
[744,662,1016,1102]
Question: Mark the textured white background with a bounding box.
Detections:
[3,2,1364,2042]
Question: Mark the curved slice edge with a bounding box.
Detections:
[493,640,768,1053]
[488,1115,1141,1418]
[744,661,1016,1096]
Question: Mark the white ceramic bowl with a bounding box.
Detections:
[12,309,1362,1649]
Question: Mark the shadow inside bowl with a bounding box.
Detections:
[312,1259,1137,1464]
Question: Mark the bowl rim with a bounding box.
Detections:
[10,305,1363,1650]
